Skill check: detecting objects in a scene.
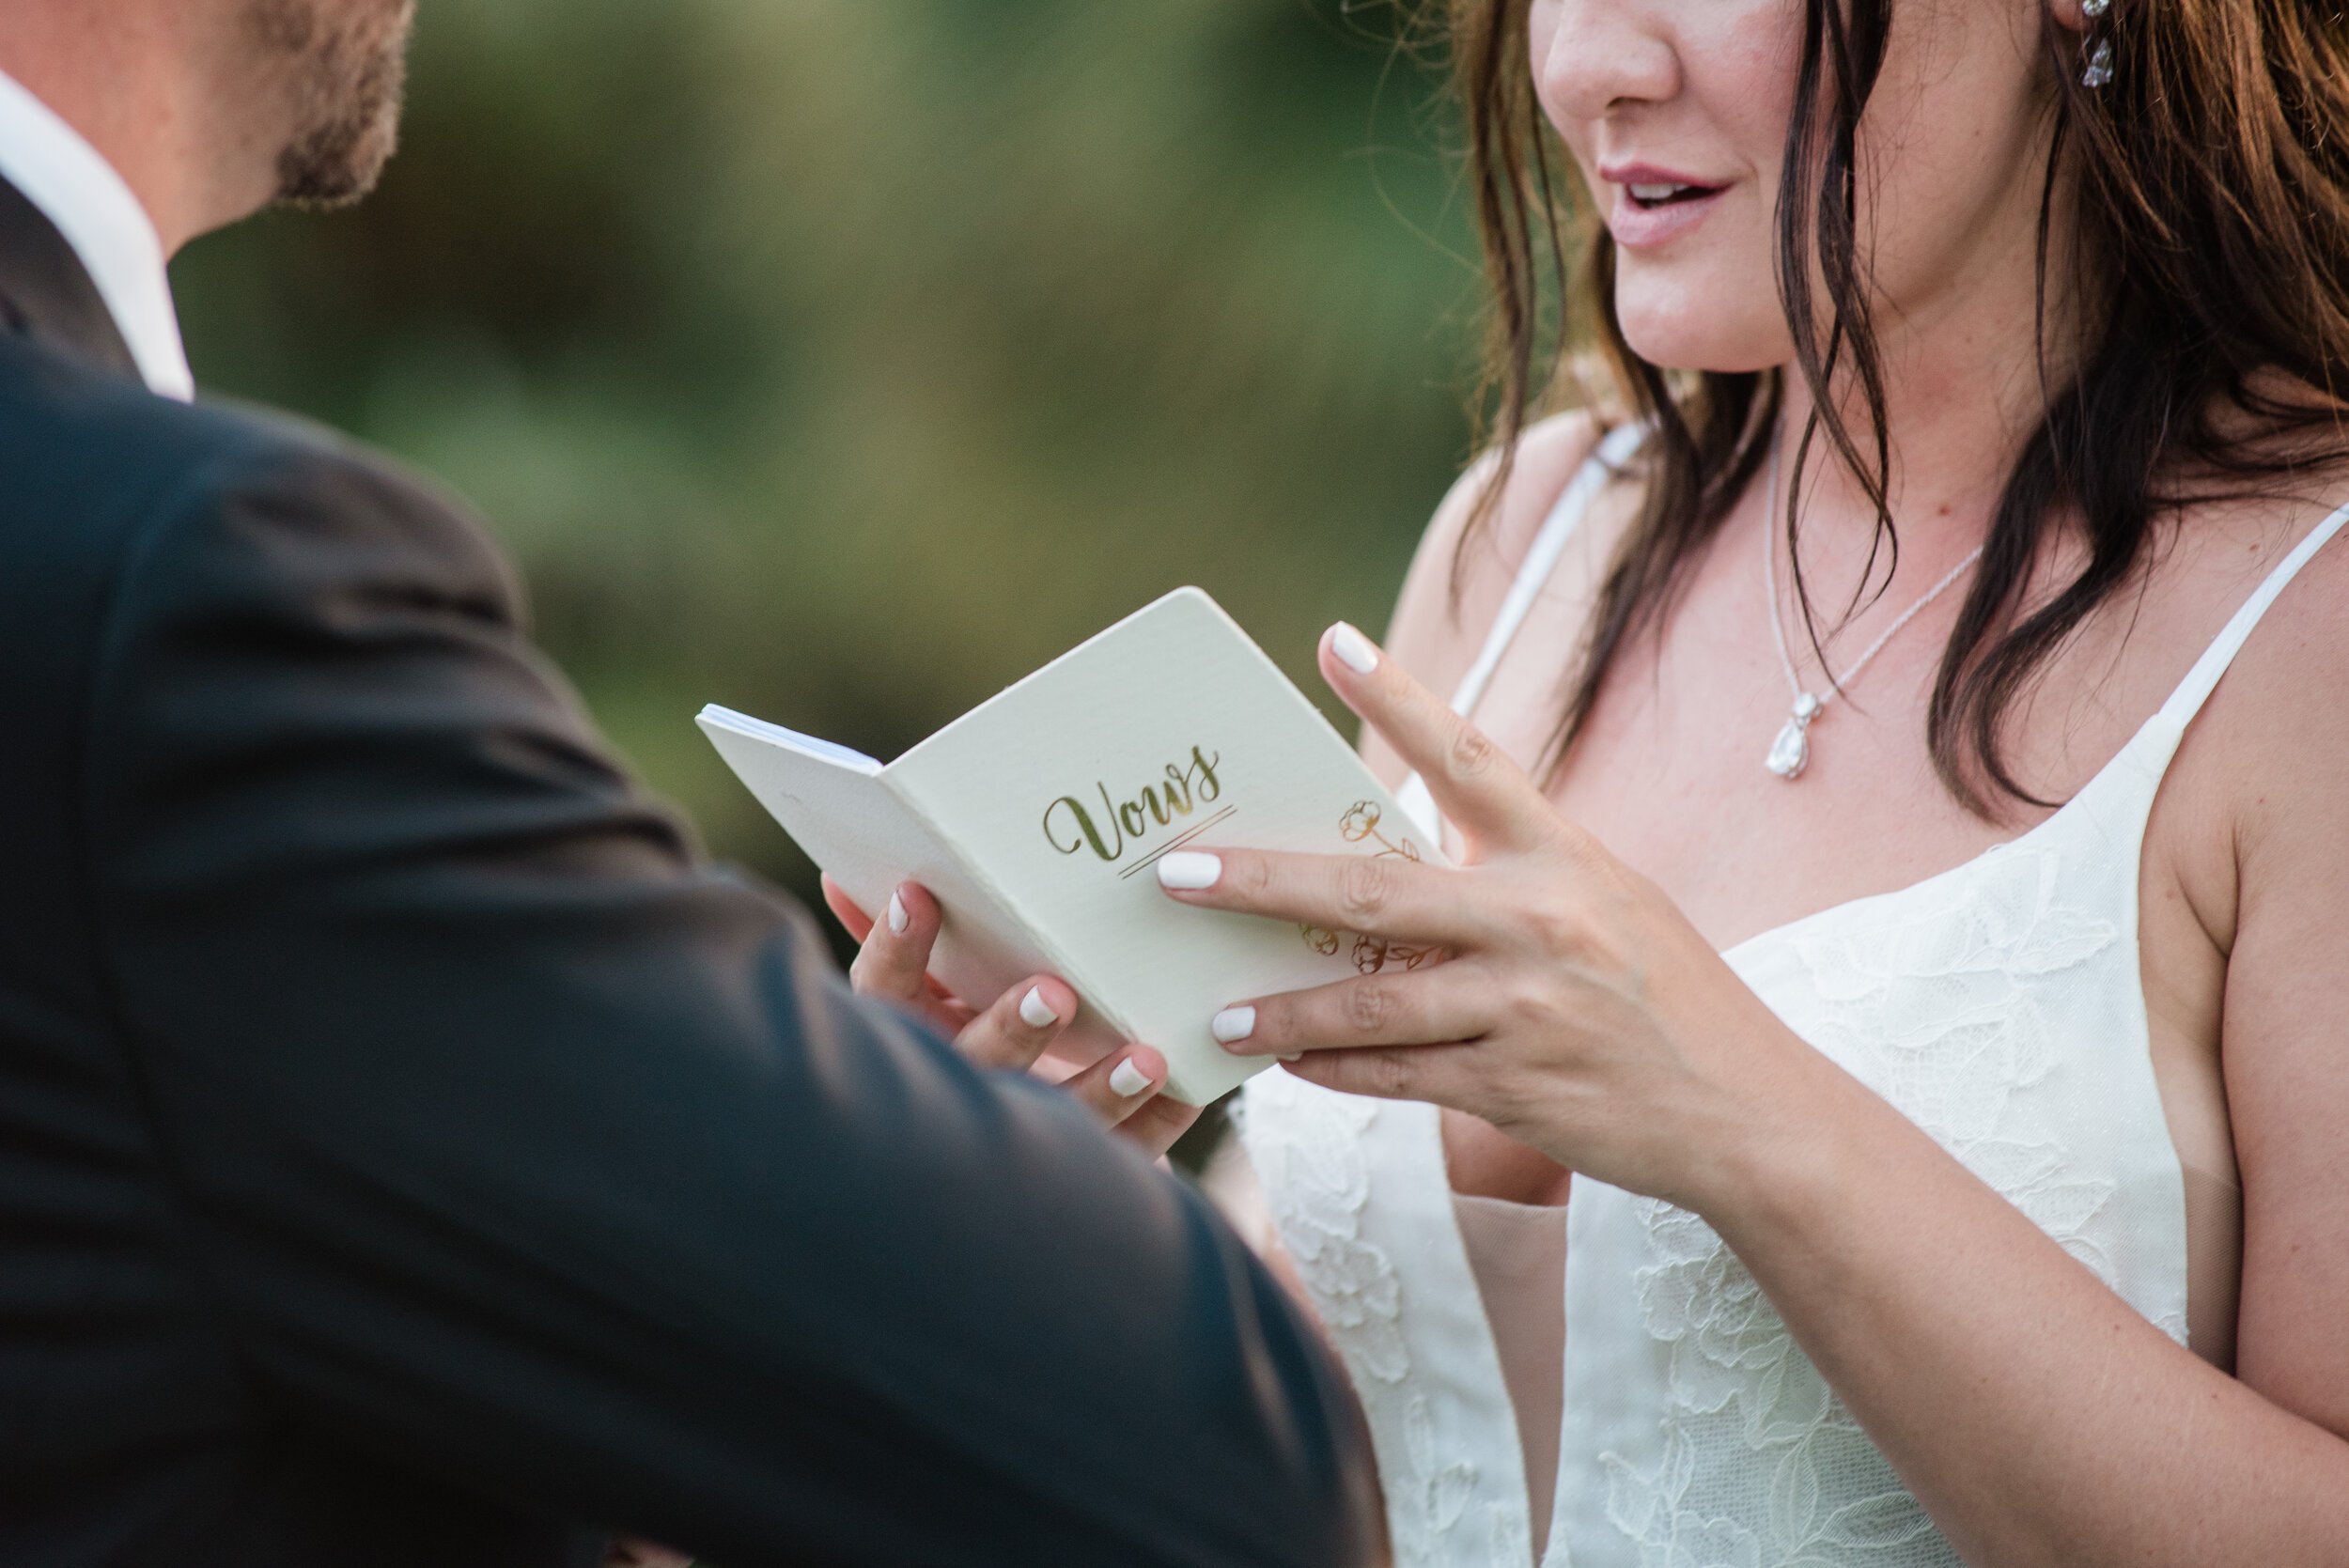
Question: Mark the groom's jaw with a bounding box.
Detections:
[249,0,417,210]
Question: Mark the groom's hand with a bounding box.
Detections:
[822,876,1202,1157]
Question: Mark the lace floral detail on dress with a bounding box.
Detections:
[1604,846,2132,1567]
[1244,1076,1528,1567]
[1606,1197,1938,1568]
[1241,1076,1408,1383]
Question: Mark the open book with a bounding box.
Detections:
[697,588,1446,1105]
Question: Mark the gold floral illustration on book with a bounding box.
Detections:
[1300,801,1439,975]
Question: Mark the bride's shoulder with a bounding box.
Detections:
[1378,409,1616,706]
[2187,481,2349,813]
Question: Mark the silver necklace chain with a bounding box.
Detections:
[1759,442,1984,779]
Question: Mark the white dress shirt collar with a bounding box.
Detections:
[0,67,194,401]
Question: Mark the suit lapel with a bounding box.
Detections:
[0,174,141,381]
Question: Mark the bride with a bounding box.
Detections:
[1157,0,2349,1562]
[840,0,2349,1561]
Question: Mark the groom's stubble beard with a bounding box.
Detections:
[245,0,418,209]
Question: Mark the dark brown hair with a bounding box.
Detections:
[1448,0,2349,813]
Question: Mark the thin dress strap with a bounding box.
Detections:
[1444,422,1647,719]
[2158,494,2349,727]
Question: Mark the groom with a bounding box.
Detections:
[0,3,1375,1564]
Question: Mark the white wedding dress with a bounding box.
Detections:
[1238,426,2345,1567]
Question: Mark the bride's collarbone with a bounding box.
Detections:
[1516,657,2012,953]
[1489,520,2265,952]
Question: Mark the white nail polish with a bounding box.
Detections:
[1156,851,1223,891]
[1110,1059,1153,1097]
[1019,986,1060,1029]
[1330,622,1379,675]
[1211,1005,1257,1045]
[886,892,910,934]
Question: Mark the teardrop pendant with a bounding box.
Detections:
[1765,692,1820,780]
[1765,719,1809,779]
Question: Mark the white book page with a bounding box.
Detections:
[695,707,1050,1031]
[887,589,1445,1105]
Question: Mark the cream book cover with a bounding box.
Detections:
[696,587,1447,1105]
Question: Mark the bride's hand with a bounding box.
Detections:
[821,876,1203,1158]
[1153,624,1828,1210]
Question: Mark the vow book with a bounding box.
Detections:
[697,588,1447,1105]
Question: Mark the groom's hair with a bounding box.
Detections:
[244,0,417,209]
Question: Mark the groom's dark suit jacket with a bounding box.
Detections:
[0,178,1373,1568]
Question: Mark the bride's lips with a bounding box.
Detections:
[1598,162,1729,251]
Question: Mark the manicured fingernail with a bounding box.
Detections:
[1330,622,1379,674]
[1019,986,1059,1029]
[1110,1058,1154,1097]
[886,892,910,934]
[1211,1005,1257,1046]
[1156,851,1223,891]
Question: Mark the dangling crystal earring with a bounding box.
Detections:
[2081,37,2114,87]
[2080,0,2114,88]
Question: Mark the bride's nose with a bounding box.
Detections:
[1533,0,1683,127]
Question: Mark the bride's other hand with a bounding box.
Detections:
[821,875,1203,1157]
[1155,623,1836,1212]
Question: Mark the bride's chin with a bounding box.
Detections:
[1614,295,1792,378]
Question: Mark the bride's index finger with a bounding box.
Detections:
[1318,623,1548,853]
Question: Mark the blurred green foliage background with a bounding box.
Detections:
[170,0,1480,948]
